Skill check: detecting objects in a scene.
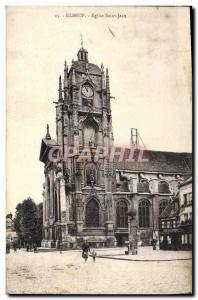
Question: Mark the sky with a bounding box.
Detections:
[6,6,192,214]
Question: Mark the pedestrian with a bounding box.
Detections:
[82,251,88,262]
[81,241,90,262]
[33,243,37,253]
[6,243,10,254]
[13,242,17,252]
[90,249,97,262]
[26,243,29,252]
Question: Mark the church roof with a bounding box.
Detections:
[77,47,88,54]
[72,60,102,76]
[39,138,57,163]
[114,149,192,175]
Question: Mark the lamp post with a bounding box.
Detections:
[128,208,138,255]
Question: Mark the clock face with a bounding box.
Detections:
[82,85,93,98]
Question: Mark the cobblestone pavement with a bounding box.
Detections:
[6,248,192,295]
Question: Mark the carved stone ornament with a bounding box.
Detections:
[63,167,70,183]
[104,164,112,177]
[90,187,96,195]
[103,127,109,137]
[76,196,83,207]
[73,126,79,135]
[105,196,112,208]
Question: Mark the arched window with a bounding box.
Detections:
[158,181,170,193]
[139,199,150,227]
[84,126,96,147]
[159,199,169,216]
[137,179,150,193]
[82,115,99,147]
[85,199,99,227]
[85,163,97,186]
[116,200,128,228]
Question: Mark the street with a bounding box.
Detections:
[6,247,192,294]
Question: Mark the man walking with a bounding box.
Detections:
[82,241,90,262]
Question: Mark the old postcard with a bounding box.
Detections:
[6,6,192,295]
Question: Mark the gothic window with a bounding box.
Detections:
[84,126,96,146]
[137,179,150,193]
[138,199,150,227]
[82,115,99,147]
[85,163,97,186]
[85,199,99,227]
[116,200,128,228]
[158,181,170,193]
[159,199,169,216]
[82,98,88,106]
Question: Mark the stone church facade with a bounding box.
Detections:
[39,46,192,248]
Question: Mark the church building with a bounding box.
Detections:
[39,46,192,248]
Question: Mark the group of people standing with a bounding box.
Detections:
[6,242,38,253]
[6,241,18,253]
[26,243,37,252]
[7,239,96,262]
[82,242,97,262]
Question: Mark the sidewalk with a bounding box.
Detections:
[97,246,192,261]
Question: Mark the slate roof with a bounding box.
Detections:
[72,61,102,76]
[39,138,192,175]
[39,138,57,163]
[42,138,57,146]
[114,148,192,174]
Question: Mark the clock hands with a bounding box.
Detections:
[82,85,93,97]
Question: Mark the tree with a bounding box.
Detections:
[14,203,23,246]
[14,198,43,247]
[36,202,43,246]
[20,198,38,244]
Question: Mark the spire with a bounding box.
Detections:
[64,60,68,89]
[106,68,110,93]
[45,124,51,140]
[80,33,83,48]
[77,35,88,62]
[63,61,68,102]
[58,75,63,101]
[101,63,105,89]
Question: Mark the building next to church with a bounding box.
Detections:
[6,213,17,246]
[39,46,192,248]
[179,177,192,250]
[159,176,192,250]
[159,196,180,250]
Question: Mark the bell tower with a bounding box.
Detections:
[41,45,116,248]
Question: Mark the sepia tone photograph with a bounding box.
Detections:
[6,6,192,295]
